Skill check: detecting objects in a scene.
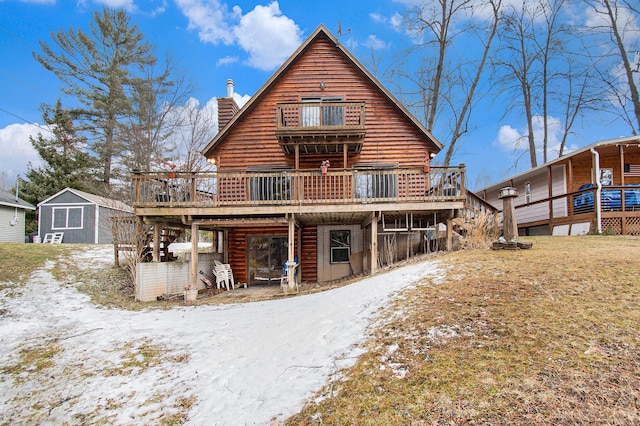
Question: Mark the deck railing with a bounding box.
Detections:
[132,166,466,208]
[508,184,640,235]
[276,101,366,132]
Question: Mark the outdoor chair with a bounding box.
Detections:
[213,265,233,291]
[280,262,299,292]
[214,260,242,289]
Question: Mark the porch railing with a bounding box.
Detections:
[132,166,466,208]
[509,184,640,235]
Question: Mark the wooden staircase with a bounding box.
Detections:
[112,217,184,266]
[141,225,184,262]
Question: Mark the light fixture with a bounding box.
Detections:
[320,81,325,90]
[207,158,216,165]
[429,152,436,158]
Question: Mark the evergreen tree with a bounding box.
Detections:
[21,100,96,232]
[34,8,157,193]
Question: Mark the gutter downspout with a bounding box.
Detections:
[590,147,602,234]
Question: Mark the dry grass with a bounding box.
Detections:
[287,235,640,425]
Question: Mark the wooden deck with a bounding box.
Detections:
[132,166,468,221]
[511,185,640,235]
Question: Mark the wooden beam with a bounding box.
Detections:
[191,218,289,227]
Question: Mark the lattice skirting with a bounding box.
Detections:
[601,218,622,235]
[601,217,640,235]
[626,217,640,235]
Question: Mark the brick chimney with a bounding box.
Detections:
[218,79,239,131]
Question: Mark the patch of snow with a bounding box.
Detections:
[0,245,443,425]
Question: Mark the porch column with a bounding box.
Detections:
[285,215,296,293]
[190,222,199,290]
[370,213,378,274]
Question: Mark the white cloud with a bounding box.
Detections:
[174,0,235,45]
[18,0,55,4]
[370,13,385,24]
[217,55,238,67]
[93,0,136,11]
[175,0,301,71]
[390,12,403,30]
[584,3,640,43]
[233,2,302,71]
[0,123,44,181]
[363,34,389,50]
[495,115,574,162]
[233,93,251,108]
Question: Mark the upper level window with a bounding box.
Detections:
[52,206,83,230]
[525,181,531,204]
[301,97,344,127]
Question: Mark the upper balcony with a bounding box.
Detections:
[275,101,366,155]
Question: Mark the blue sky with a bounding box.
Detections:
[0,0,636,190]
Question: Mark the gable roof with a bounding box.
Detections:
[0,188,35,210]
[202,24,442,156]
[37,187,133,213]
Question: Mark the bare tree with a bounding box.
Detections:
[391,0,501,166]
[119,57,193,176]
[171,98,218,172]
[584,0,640,134]
[496,0,591,167]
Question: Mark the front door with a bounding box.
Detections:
[248,236,288,286]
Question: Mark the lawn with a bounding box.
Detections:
[287,235,640,424]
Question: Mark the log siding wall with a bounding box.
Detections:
[209,34,437,171]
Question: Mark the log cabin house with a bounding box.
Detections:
[478,136,640,236]
[131,25,490,301]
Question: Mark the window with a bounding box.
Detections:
[301,97,344,127]
[330,230,350,263]
[525,181,531,204]
[354,166,398,199]
[249,173,291,202]
[52,206,83,230]
[600,168,613,186]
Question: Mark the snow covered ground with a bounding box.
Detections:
[0,245,443,425]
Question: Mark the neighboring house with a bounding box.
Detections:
[38,188,133,244]
[0,187,35,243]
[132,25,485,298]
[478,135,640,236]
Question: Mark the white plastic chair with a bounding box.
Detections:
[214,261,236,290]
[213,265,231,290]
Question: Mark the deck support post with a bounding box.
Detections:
[285,215,296,293]
[370,213,378,275]
[153,225,161,262]
[446,213,453,251]
[190,222,199,290]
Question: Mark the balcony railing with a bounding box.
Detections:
[132,166,466,209]
[276,101,366,132]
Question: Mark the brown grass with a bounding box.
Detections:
[287,235,640,425]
